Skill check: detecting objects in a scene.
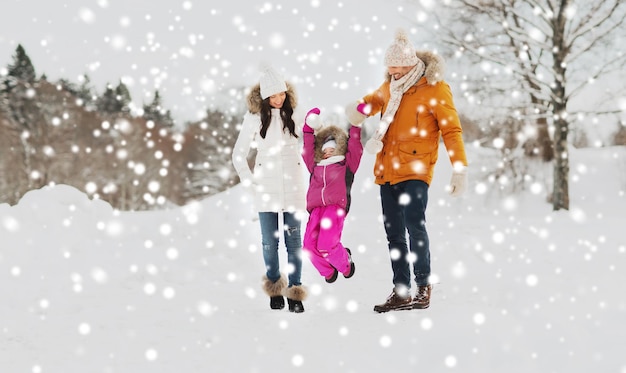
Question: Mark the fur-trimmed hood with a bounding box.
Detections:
[313,125,349,164]
[246,81,298,114]
[385,50,446,85]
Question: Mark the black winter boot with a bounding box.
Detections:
[285,285,308,313]
[287,299,304,313]
[262,275,287,310]
[270,296,285,310]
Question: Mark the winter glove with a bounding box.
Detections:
[448,165,468,197]
[357,103,371,115]
[365,138,384,154]
[345,101,369,126]
[304,107,322,130]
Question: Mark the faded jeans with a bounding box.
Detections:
[380,180,430,289]
[258,211,303,287]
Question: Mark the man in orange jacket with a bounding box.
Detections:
[346,28,469,313]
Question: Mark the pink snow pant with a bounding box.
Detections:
[303,205,350,278]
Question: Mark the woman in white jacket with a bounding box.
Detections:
[231,66,307,313]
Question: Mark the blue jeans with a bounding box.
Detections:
[258,211,303,287]
[380,180,430,289]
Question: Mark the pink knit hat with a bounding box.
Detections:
[384,29,419,67]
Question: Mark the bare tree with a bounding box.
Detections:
[417,0,626,210]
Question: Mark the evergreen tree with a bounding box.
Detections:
[3,44,37,92]
[115,81,131,113]
[143,90,174,127]
[59,74,95,108]
[97,83,121,114]
[1,44,41,132]
[77,74,95,107]
[97,81,132,114]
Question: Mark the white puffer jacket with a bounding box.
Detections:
[231,82,306,213]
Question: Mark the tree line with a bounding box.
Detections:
[4,1,626,213]
[0,45,242,210]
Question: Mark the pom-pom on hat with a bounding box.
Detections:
[384,29,419,67]
[259,65,288,99]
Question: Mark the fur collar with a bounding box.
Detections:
[385,50,446,85]
[314,125,349,164]
[246,81,298,114]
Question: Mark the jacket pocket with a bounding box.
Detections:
[395,139,437,177]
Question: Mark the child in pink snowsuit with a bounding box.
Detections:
[301,108,363,283]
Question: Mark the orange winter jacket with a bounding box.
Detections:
[362,52,468,186]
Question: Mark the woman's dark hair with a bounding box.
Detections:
[259,94,298,139]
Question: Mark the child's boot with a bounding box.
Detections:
[343,248,355,278]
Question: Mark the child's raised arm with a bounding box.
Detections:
[302,107,321,173]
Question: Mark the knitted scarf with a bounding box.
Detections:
[365,61,425,154]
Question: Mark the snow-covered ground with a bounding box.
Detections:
[1,146,625,372]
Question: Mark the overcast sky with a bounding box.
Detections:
[0,0,431,123]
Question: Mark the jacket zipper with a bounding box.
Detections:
[273,119,285,210]
[321,165,327,206]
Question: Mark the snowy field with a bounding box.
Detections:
[1,145,625,373]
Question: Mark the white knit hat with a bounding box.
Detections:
[321,139,337,151]
[259,65,287,99]
[384,29,419,67]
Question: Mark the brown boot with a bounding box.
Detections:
[412,285,432,309]
[373,288,413,313]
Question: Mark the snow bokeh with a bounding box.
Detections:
[1,0,625,371]
[0,0,413,124]
[1,146,625,372]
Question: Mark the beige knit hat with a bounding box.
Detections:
[259,65,288,99]
[384,29,419,67]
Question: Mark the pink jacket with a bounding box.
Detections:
[302,124,363,213]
